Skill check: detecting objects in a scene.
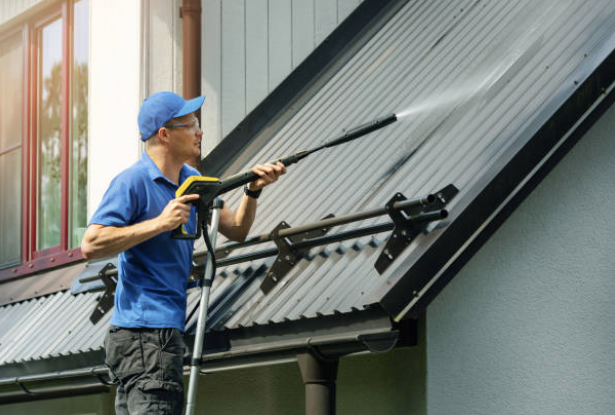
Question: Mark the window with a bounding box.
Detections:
[0,0,89,280]
[0,32,24,269]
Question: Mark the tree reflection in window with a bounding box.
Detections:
[71,0,89,248]
[38,18,62,250]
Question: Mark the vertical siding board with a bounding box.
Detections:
[7,0,14,22]
[268,0,292,91]
[149,0,176,91]
[245,0,268,113]
[221,0,246,137]
[203,0,222,147]
[2,0,12,25]
[291,0,315,68]
[314,0,337,45]
[200,0,360,145]
[338,0,361,23]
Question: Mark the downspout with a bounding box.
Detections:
[180,0,202,171]
[298,352,339,415]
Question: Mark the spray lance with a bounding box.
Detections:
[172,112,398,240]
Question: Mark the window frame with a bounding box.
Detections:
[0,27,27,272]
[0,0,87,282]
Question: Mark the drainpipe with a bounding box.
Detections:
[297,352,339,415]
[180,0,202,170]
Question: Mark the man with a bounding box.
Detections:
[81,91,285,414]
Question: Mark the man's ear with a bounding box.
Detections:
[157,126,170,145]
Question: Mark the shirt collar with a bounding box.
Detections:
[141,151,193,187]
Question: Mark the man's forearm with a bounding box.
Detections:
[81,219,164,260]
[216,161,285,242]
[220,194,258,242]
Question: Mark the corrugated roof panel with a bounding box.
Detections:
[0,292,106,366]
[0,294,65,363]
[20,292,85,361]
[42,293,99,358]
[27,292,86,360]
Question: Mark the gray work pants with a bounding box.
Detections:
[104,325,185,415]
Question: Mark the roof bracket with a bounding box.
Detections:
[260,215,334,294]
[89,263,118,325]
[375,184,459,274]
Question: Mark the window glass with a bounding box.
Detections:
[70,0,89,248]
[0,32,23,267]
[38,18,63,250]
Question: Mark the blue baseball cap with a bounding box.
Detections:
[138,91,205,141]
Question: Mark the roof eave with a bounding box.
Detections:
[0,308,416,403]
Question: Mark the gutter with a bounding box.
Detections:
[0,366,110,404]
[0,323,406,404]
[199,326,402,374]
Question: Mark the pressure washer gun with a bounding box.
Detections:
[172,113,398,240]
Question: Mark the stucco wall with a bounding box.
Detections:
[1,393,113,415]
[426,103,615,414]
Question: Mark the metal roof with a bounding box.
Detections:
[2,0,615,373]
[204,0,615,325]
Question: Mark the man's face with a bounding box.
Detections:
[164,114,203,162]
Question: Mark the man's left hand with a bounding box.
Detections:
[248,162,286,191]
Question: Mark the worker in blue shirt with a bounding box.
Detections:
[81,91,285,414]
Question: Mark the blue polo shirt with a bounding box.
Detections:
[88,152,199,331]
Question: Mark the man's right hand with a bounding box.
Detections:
[157,194,201,232]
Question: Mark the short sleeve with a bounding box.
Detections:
[88,175,139,227]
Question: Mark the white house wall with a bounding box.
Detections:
[88,0,142,219]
